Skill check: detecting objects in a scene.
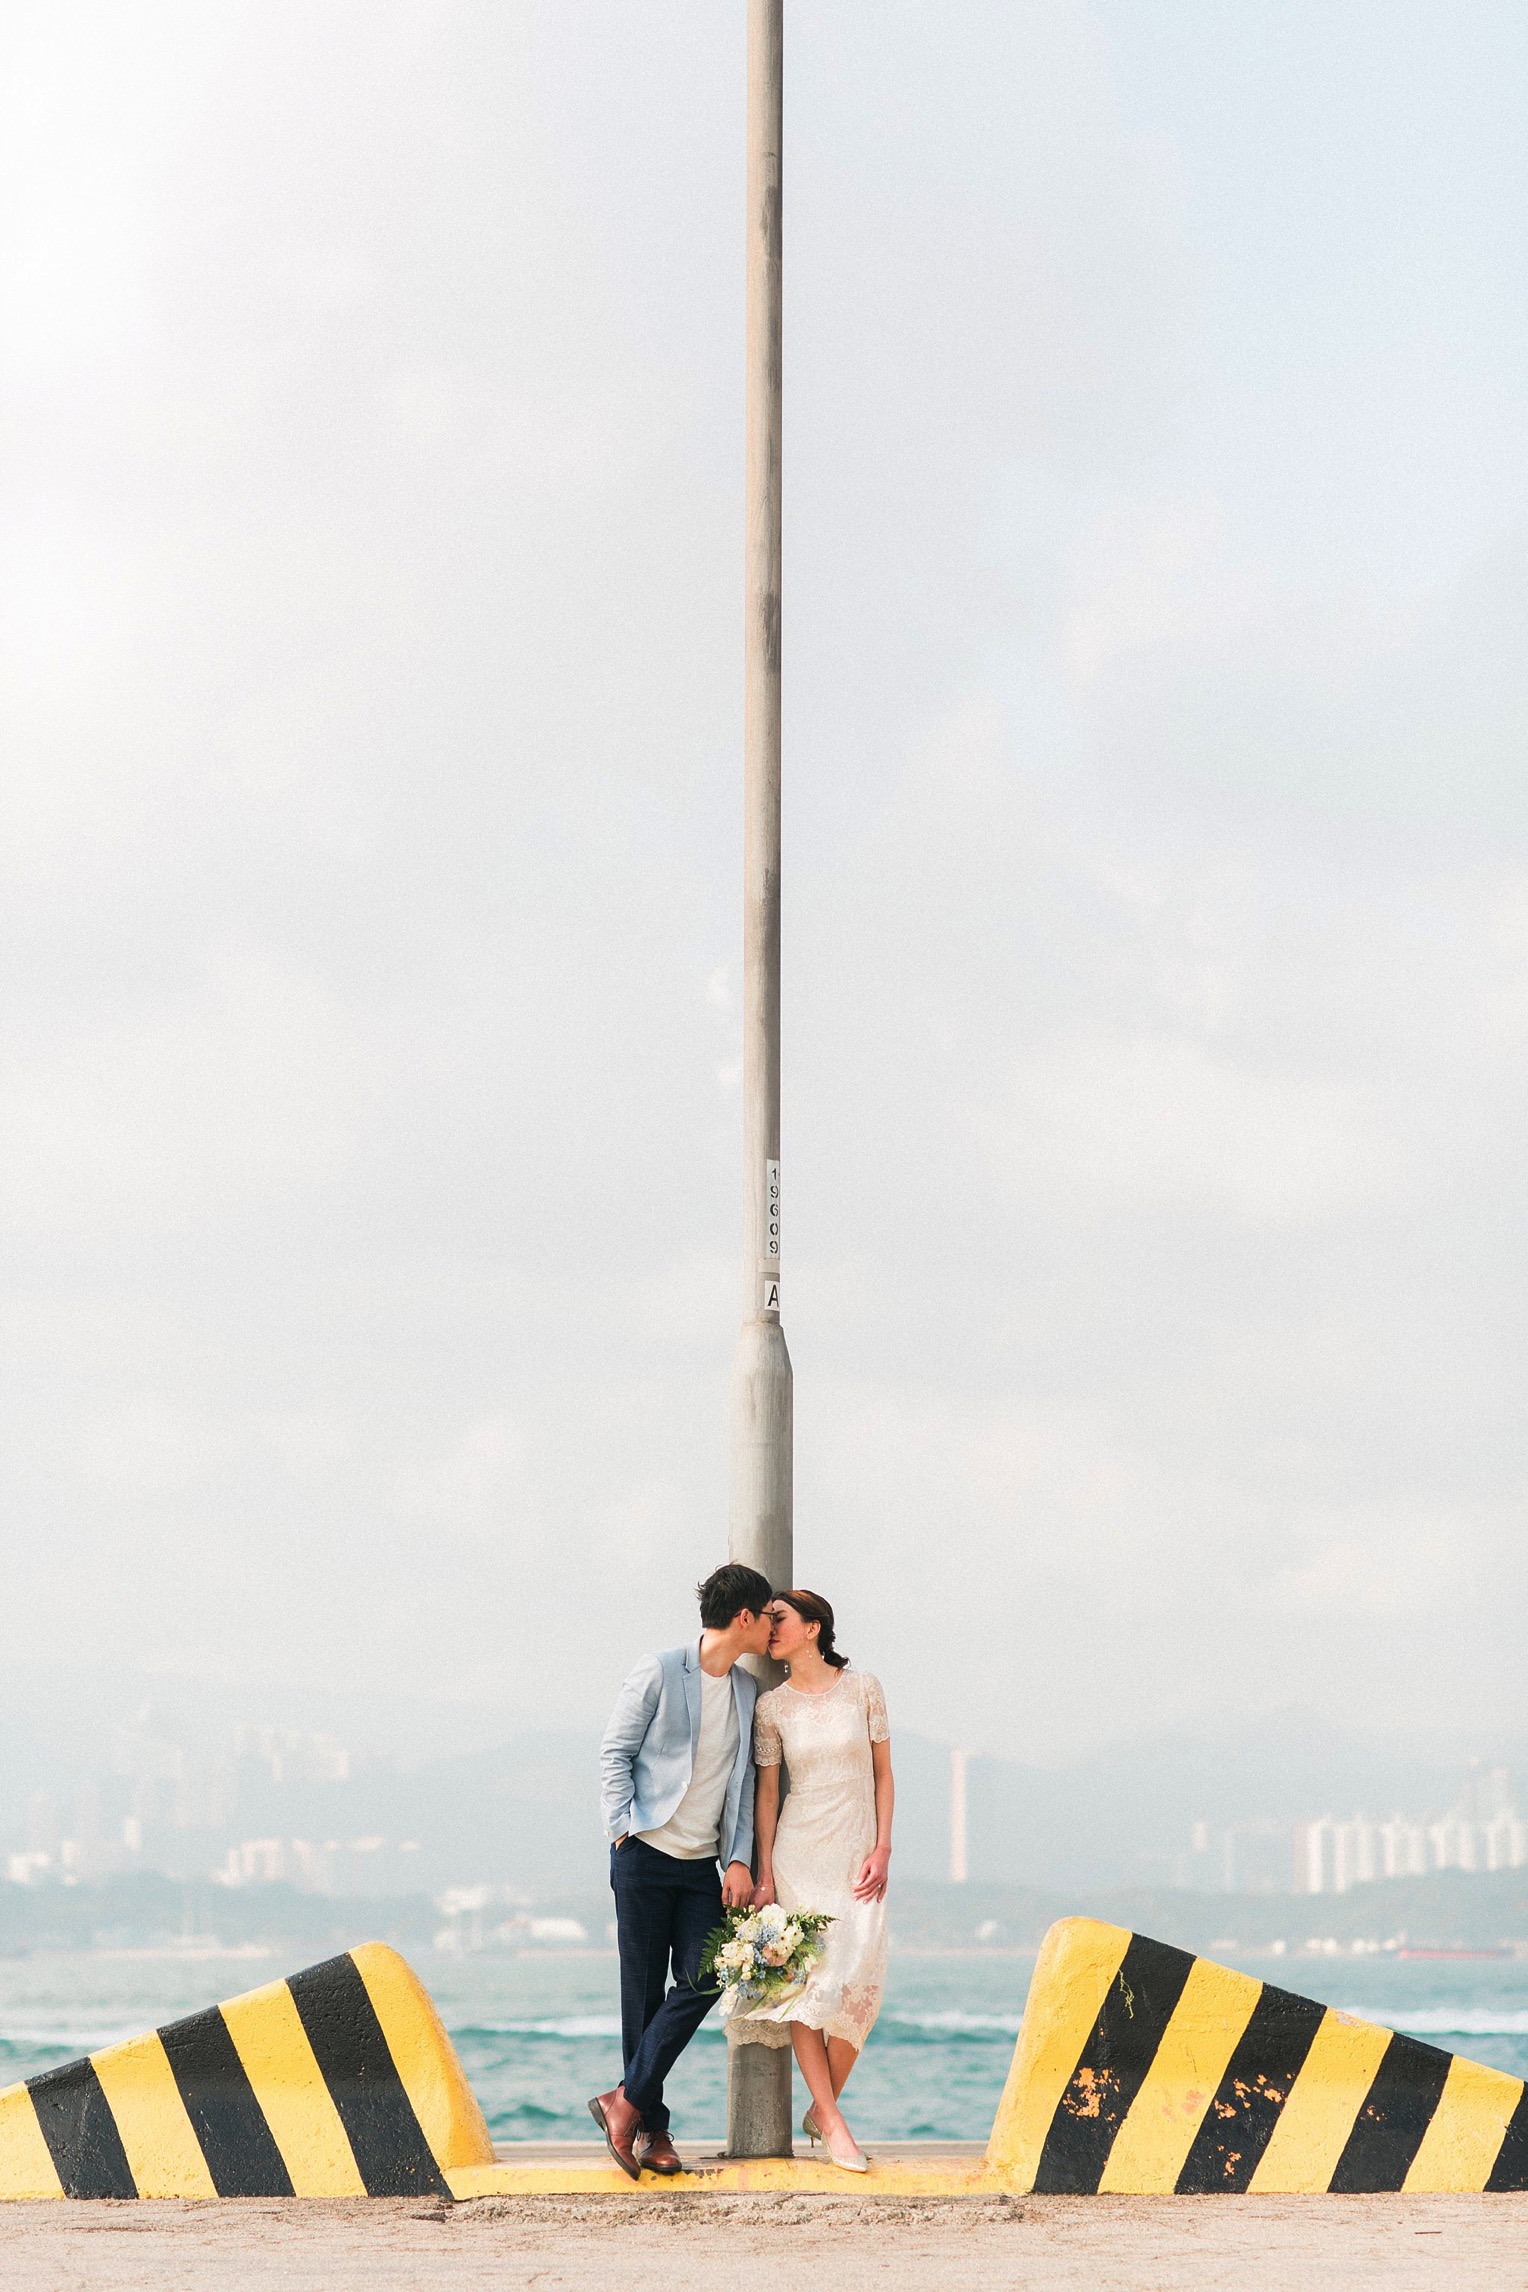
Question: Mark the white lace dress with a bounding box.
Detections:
[729,1669,890,2052]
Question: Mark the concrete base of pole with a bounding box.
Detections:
[727,1310,793,2158]
[724,2039,794,2160]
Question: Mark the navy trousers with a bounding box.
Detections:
[610,1836,723,2133]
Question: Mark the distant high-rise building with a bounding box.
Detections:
[1429,1814,1479,1872]
[948,1749,968,1885]
[25,1793,59,1859]
[1294,1819,1336,1894]
[1484,1811,1528,1871]
[1334,1817,1379,1892]
[1290,1773,1527,1893]
[1379,1816,1428,1878]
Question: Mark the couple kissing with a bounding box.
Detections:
[591,1563,895,2175]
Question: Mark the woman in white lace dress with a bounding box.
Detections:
[732,1589,894,2173]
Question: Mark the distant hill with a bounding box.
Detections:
[890,1869,1528,1954]
[0,1671,1512,1897]
[961,1712,1494,1891]
[337,1712,1495,1894]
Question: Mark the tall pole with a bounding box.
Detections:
[725,0,793,2161]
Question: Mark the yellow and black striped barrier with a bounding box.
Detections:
[988,1916,1528,2194]
[0,1943,493,2200]
[1,1918,1522,2200]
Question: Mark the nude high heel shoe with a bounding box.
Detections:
[811,2113,867,2172]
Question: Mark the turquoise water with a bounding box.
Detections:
[0,1949,1525,2143]
[432,1951,1035,2142]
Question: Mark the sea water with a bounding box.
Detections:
[0,1948,1524,2144]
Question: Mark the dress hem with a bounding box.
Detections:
[726,2013,871,2050]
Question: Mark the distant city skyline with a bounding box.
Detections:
[3,1688,1523,1908]
[1174,1768,1528,1898]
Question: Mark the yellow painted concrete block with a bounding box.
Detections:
[0,1943,490,2200]
[1098,1955,1264,2194]
[90,2032,217,2200]
[1404,2052,1525,2195]
[1247,2011,1395,2193]
[985,1915,1133,2189]
[0,2084,61,2201]
[993,1919,1528,2196]
[219,1978,366,2197]
[352,1941,494,2173]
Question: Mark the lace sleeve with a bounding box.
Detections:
[861,1673,890,1744]
[753,1692,783,1768]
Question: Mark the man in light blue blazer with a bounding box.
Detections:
[590,1562,774,2178]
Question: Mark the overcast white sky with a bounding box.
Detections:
[3,1,1527,1765]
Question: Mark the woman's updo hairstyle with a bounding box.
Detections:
[776,1588,848,1669]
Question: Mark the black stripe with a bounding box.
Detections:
[1328,2030,1453,2192]
[1175,1983,1326,2193]
[1033,1934,1196,2193]
[158,2007,295,2196]
[1486,2084,1528,2191]
[287,1954,448,2196]
[26,2057,138,2199]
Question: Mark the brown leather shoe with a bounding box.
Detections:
[635,2129,683,2176]
[588,2085,642,2181]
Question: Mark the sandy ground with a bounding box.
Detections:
[0,2194,1525,2291]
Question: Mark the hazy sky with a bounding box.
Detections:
[4,1,1527,1765]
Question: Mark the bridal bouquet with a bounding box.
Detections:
[699,1902,834,2019]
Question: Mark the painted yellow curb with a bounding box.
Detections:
[448,2156,1005,2198]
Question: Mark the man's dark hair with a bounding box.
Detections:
[696,1563,773,1631]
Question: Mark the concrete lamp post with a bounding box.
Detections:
[725,0,793,2161]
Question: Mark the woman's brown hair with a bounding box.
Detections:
[774,1588,848,1669]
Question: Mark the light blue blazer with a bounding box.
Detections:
[599,1642,758,1871]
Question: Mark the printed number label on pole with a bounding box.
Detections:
[765,1161,780,1258]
